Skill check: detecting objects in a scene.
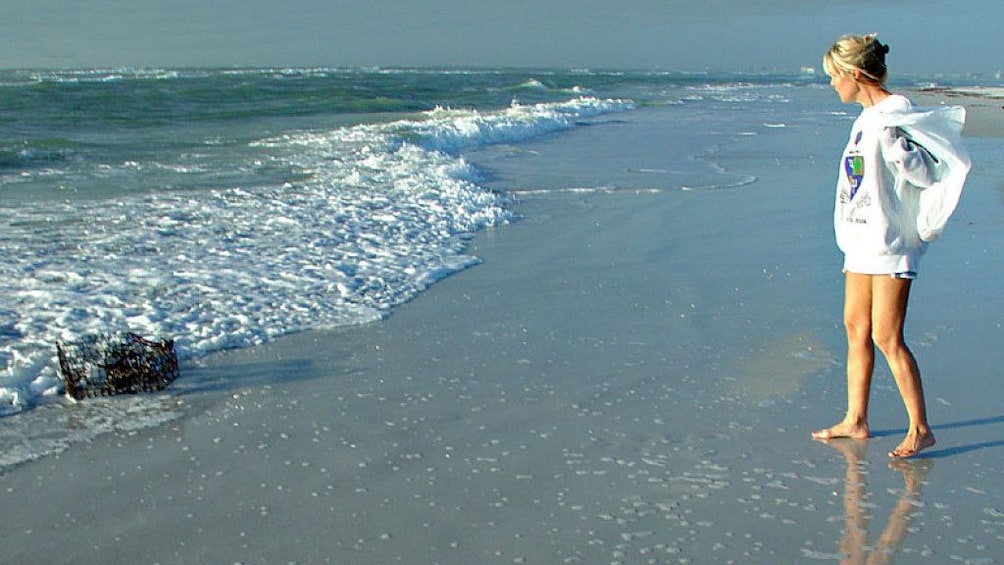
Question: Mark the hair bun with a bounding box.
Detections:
[865,33,890,56]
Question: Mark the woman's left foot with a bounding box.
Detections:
[889,431,936,459]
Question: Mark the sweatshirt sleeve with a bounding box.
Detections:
[880,126,939,188]
[881,105,971,242]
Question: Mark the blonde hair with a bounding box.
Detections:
[823,33,890,84]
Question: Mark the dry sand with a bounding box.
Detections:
[1,90,1002,564]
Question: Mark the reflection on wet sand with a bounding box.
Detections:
[822,439,933,564]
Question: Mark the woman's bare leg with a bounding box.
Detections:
[870,277,935,458]
[812,273,874,440]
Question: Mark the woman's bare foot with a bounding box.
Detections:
[889,430,935,459]
[811,420,870,440]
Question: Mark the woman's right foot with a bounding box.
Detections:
[889,430,935,459]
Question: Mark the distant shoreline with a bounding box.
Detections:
[907,86,1004,137]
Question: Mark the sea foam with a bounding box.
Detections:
[0,96,634,416]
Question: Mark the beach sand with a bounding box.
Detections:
[1,91,1003,564]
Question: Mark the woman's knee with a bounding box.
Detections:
[844,314,871,344]
[871,326,906,356]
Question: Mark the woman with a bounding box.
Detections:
[811,34,969,458]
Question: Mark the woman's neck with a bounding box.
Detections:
[857,83,891,108]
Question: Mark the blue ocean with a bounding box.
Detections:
[0,67,980,466]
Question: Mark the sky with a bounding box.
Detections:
[1,0,1001,76]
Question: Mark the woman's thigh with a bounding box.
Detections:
[844,272,874,338]
[870,276,913,345]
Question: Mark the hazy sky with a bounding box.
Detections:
[2,1,1000,75]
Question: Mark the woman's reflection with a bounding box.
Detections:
[821,439,933,564]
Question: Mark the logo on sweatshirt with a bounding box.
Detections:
[844,154,864,200]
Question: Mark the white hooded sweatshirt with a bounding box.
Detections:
[834,94,970,276]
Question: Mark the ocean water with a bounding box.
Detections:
[0,67,968,467]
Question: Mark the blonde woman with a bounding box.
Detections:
[811,34,970,458]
